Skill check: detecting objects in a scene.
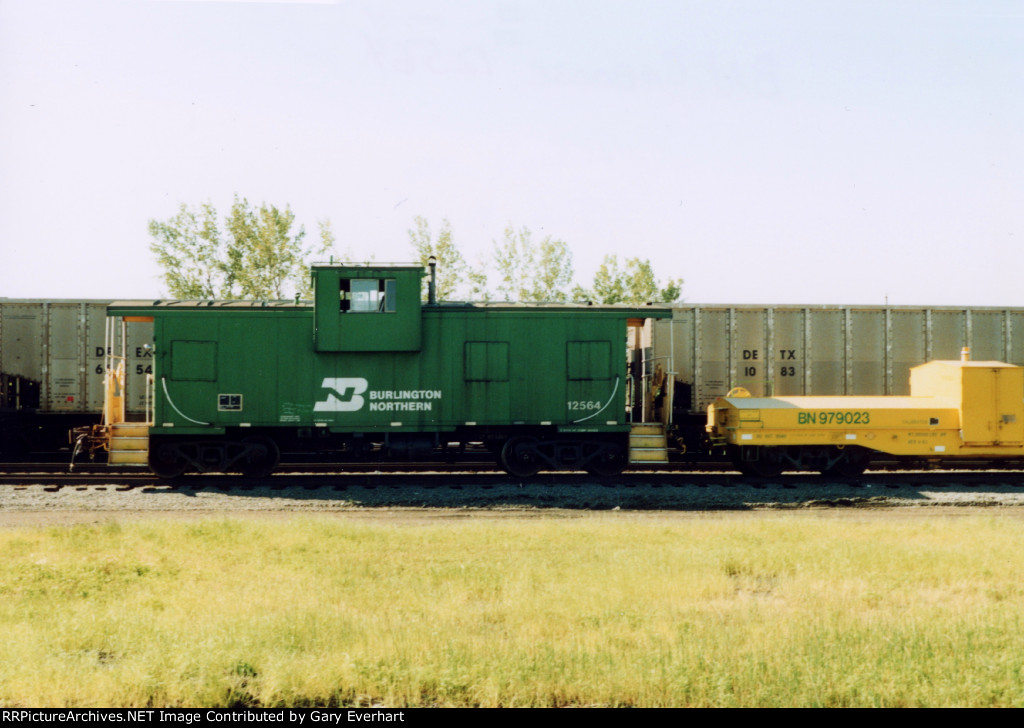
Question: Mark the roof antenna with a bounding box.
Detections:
[428,256,437,305]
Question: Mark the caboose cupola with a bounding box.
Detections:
[311,264,424,352]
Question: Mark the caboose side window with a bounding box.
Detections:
[340,279,397,313]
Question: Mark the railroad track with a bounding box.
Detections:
[6,469,1024,491]
[0,460,738,477]
[9,457,1022,478]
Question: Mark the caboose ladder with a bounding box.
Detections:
[628,422,669,464]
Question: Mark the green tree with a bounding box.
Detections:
[492,225,574,302]
[315,217,338,262]
[574,255,683,304]
[408,216,487,301]
[149,196,332,299]
[147,202,223,298]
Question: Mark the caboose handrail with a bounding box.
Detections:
[643,354,674,426]
[101,316,127,426]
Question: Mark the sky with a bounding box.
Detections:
[1,0,1022,305]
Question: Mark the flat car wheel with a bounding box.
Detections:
[736,447,783,478]
[825,447,869,477]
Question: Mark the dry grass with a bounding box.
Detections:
[2,513,1024,706]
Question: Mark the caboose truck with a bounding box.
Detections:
[707,348,1024,476]
[95,263,671,477]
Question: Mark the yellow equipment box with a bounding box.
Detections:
[707,356,1024,474]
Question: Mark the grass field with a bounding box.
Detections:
[2,511,1024,707]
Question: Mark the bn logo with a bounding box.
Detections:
[314,378,368,412]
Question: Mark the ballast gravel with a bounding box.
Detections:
[4,471,1024,526]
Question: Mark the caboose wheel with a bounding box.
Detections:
[149,443,188,479]
[585,461,626,477]
[584,442,627,477]
[500,436,542,477]
[238,436,280,478]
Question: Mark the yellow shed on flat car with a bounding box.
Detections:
[706,355,1024,476]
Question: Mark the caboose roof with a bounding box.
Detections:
[109,299,309,310]
[108,299,672,316]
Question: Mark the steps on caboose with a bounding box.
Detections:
[629,422,669,463]
[108,423,151,466]
[110,423,150,437]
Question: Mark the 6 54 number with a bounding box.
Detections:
[95,365,152,375]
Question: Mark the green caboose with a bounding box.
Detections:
[108,264,670,477]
